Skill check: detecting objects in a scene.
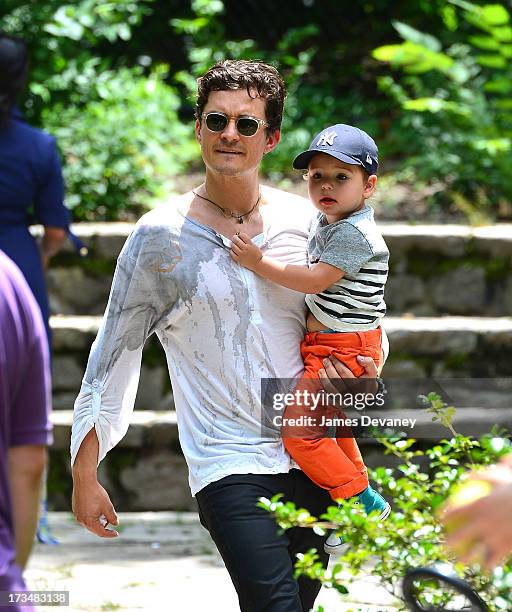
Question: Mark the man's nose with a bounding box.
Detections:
[220,118,239,142]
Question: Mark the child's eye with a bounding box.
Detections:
[311,172,323,181]
[336,174,348,181]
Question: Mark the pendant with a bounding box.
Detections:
[237,216,244,224]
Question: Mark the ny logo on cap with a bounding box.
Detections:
[366,154,372,164]
[316,131,337,147]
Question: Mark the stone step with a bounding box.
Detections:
[51,314,512,350]
[49,315,512,408]
[50,406,512,452]
[39,222,512,316]
[48,402,511,512]
[36,221,512,258]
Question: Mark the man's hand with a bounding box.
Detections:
[71,429,119,538]
[72,475,119,538]
[318,354,380,395]
[230,233,263,270]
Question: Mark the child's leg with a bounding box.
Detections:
[331,329,382,486]
[283,329,382,501]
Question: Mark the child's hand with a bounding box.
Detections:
[230,232,263,270]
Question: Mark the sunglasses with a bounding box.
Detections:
[203,112,268,137]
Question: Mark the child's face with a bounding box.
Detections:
[306,153,377,223]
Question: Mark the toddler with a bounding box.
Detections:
[231,124,391,554]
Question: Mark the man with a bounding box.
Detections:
[0,250,52,612]
[71,60,385,611]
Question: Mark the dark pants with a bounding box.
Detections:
[195,469,333,612]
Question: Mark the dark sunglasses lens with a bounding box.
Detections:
[237,118,259,136]
[206,113,228,132]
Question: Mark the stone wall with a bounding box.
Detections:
[44,222,512,510]
[46,223,512,317]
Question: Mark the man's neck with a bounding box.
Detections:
[203,170,261,215]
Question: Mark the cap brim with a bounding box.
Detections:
[292,148,365,170]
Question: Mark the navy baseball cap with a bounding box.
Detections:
[293,124,379,175]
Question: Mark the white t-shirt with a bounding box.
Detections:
[70,187,389,496]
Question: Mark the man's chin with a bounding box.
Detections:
[208,164,247,177]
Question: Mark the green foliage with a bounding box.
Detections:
[372,1,512,219]
[43,66,197,220]
[170,1,320,179]
[2,0,193,221]
[260,394,512,610]
[4,1,512,220]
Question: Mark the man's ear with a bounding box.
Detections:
[264,129,280,154]
[363,174,377,199]
[195,118,201,143]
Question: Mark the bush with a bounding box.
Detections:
[43,66,197,221]
[260,394,512,611]
[372,1,512,220]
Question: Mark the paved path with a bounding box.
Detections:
[26,512,398,612]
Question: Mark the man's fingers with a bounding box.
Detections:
[318,366,343,394]
[231,243,242,256]
[238,232,251,244]
[77,513,119,538]
[326,356,353,379]
[87,515,119,538]
[231,234,250,246]
[105,506,119,526]
[322,356,378,395]
[357,355,379,378]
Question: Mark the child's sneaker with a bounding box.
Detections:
[324,485,390,555]
[357,485,391,520]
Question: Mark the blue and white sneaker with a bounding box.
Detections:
[324,485,391,555]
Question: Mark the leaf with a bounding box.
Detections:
[484,77,512,94]
[480,4,510,26]
[476,54,508,68]
[332,582,349,595]
[493,25,512,42]
[472,138,511,154]
[392,21,442,52]
[500,44,512,57]
[403,98,470,116]
[373,42,454,74]
[469,35,501,50]
[441,5,458,31]
[372,44,404,63]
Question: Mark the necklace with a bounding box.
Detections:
[192,189,261,224]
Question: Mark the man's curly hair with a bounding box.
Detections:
[196,60,287,134]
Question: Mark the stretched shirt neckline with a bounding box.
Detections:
[176,207,266,248]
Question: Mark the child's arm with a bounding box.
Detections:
[231,232,344,293]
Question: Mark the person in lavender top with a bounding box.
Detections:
[0,250,52,612]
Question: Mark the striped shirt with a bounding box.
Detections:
[305,205,389,332]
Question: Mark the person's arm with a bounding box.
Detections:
[4,253,53,568]
[40,226,67,269]
[230,232,344,293]
[34,136,69,268]
[70,223,168,537]
[7,446,47,568]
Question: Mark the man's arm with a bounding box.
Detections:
[7,445,46,568]
[231,232,344,293]
[70,223,168,536]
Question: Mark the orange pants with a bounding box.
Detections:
[283,327,382,501]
